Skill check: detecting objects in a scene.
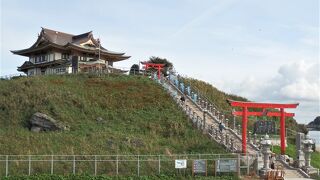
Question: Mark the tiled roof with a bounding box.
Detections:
[11,27,130,61]
[42,28,92,46]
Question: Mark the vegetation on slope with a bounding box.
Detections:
[0,74,226,155]
[182,78,299,132]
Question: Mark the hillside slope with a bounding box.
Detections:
[182,78,299,131]
[0,74,226,155]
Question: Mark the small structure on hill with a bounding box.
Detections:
[11,27,130,76]
[141,61,165,79]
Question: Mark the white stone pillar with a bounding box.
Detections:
[215,127,219,140]
[226,133,229,146]
[303,135,313,169]
[201,100,205,109]
[196,115,200,128]
[220,131,224,144]
[209,104,213,113]
[231,138,234,152]
[198,97,201,105]
[237,124,241,135]
[253,133,257,145]
[260,134,272,176]
[203,109,207,131]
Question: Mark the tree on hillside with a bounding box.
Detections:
[147,56,173,76]
[129,64,140,75]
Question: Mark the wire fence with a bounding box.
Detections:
[0,153,258,177]
[0,73,26,80]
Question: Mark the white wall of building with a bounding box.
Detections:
[54,52,61,60]
[67,66,72,74]
[49,53,54,62]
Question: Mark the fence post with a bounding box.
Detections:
[247,154,250,175]
[137,155,140,176]
[73,155,76,175]
[256,153,259,176]
[5,155,8,177]
[28,155,31,175]
[158,155,161,175]
[237,154,241,177]
[94,155,97,176]
[51,155,54,174]
[116,155,119,175]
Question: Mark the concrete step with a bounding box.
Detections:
[284,170,304,178]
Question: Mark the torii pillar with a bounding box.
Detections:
[228,100,299,154]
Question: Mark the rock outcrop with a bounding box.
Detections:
[308,116,320,126]
[29,112,69,132]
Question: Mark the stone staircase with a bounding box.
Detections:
[159,75,258,154]
[155,73,312,179]
[276,157,312,179]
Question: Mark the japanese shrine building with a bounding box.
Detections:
[11,28,130,76]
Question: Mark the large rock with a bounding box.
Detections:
[29,112,69,132]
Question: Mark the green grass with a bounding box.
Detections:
[0,74,226,155]
[272,143,320,169]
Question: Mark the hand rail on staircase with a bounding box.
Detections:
[157,72,259,153]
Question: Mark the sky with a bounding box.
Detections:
[0,0,319,124]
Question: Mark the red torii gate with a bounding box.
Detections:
[141,62,165,79]
[227,100,299,155]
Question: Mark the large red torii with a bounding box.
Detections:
[228,100,299,155]
[141,62,165,79]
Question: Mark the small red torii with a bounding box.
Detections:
[141,62,165,79]
[227,100,299,155]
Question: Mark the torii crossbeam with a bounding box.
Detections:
[228,99,299,155]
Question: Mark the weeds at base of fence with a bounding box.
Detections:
[1,173,241,180]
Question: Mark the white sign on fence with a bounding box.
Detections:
[216,159,237,172]
[175,159,187,169]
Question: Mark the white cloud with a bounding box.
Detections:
[225,61,319,102]
[219,60,319,123]
[277,61,319,101]
[279,79,319,101]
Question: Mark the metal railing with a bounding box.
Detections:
[0,73,26,80]
[0,153,256,177]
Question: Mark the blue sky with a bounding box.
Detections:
[0,0,319,123]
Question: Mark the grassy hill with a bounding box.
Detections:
[0,74,227,155]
